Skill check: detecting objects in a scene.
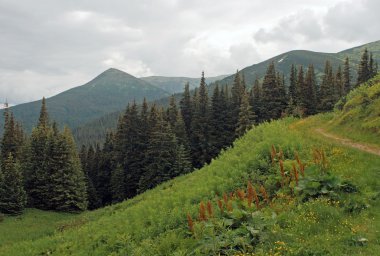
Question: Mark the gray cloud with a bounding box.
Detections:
[0,0,378,104]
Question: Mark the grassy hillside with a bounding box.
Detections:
[0,68,170,133]
[1,75,379,255]
[141,75,229,94]
[328,75,380,145]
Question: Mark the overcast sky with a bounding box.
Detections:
[0,0,379,104]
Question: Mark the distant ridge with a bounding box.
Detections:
[0,68,170,133]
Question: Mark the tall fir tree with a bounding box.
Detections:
[335,65,344,99]
[139,111,177,192]
[236,91,255,137]
[319,61,336,112]
[190,72,211,168]
[49,127,88,212]
[209,84,225,157]
[0,153,26,214]
[303,64,318,115]
[288,64,298,103]
[261,62,287,120]
[24,98,51,208]
[167,95,178,129]
[180,83,192,138]
[250,78,262,123]
[110,164,126,203]
[343,57,351,95]
[357,48,370,86]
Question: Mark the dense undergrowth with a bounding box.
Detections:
[1,76,380,255]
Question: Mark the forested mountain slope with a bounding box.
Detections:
[215,40,380,88]
[141,75,228,94]
[1,74,379,255]
[0,68,169,133]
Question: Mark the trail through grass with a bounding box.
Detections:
[315,128,380,156]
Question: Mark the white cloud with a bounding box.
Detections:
[102,52,153,77]
[0,0,378,104]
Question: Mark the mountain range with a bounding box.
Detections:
[1,40,379,144]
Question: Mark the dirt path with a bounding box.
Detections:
[315,128,380,156]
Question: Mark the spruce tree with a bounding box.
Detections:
[335,65,344,99]
[110,164,126,203]
[250,78,261,123]
[190,72,211,168]
[173,144,192,176]
[304,65,318,115]
[209,84,225,157]
[97,132,114,205]
[113,102,144,199]
[49,127,88,212]
[167,95,178,129]
[139,111,177,192]
[24,99,51,208]
[236,91,255,137]
[319,61,335,112]
[289,64,298,103]
[296,66,305,111]
[180,83,192,138]
[0,153,26,214]
[357,48,369,86]
[343,57,351,95]
[261,62,287,120]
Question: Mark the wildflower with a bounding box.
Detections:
[247,181,254,208]
[252,187,260,209]
[223,192,228,205]
[199,201,207,221]
[187,213,194,233]
[236,189,245,200]
[292,163,299,185]
[206,201,213,218]
[217,199,224,213]
[259,185,270,204]
[227,201,233,212]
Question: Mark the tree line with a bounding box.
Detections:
[0,48,377,214]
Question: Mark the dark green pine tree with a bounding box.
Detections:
[49,127,88,212]
[190,72,211,168]
[96,132,114,205]
[250,78,262,123]
[80,145,101,210]
[209,84,225,157]
[167,95,178,129]
[261,62,287,120]
[0,153,26,214]
[139,111,177,192]
[318,61,336,112]
[173,143,192,177]
[220,85,235,147]
[288,64,298,103]
[357,48,370,86]
[24,98,51,208]
[180,83,192,138]
[1,110,23,164]
[304,65,318,115]
[236,91,255,137]
[369,52,377,79]
[343,57,351,95]
[296,65,305,110]
[174,111,190,152]
[110,164,126,203]
[230,71,244,131]
[335,65,344,99]
[114,102,144,199]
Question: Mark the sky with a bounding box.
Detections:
[0,0,379,104]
